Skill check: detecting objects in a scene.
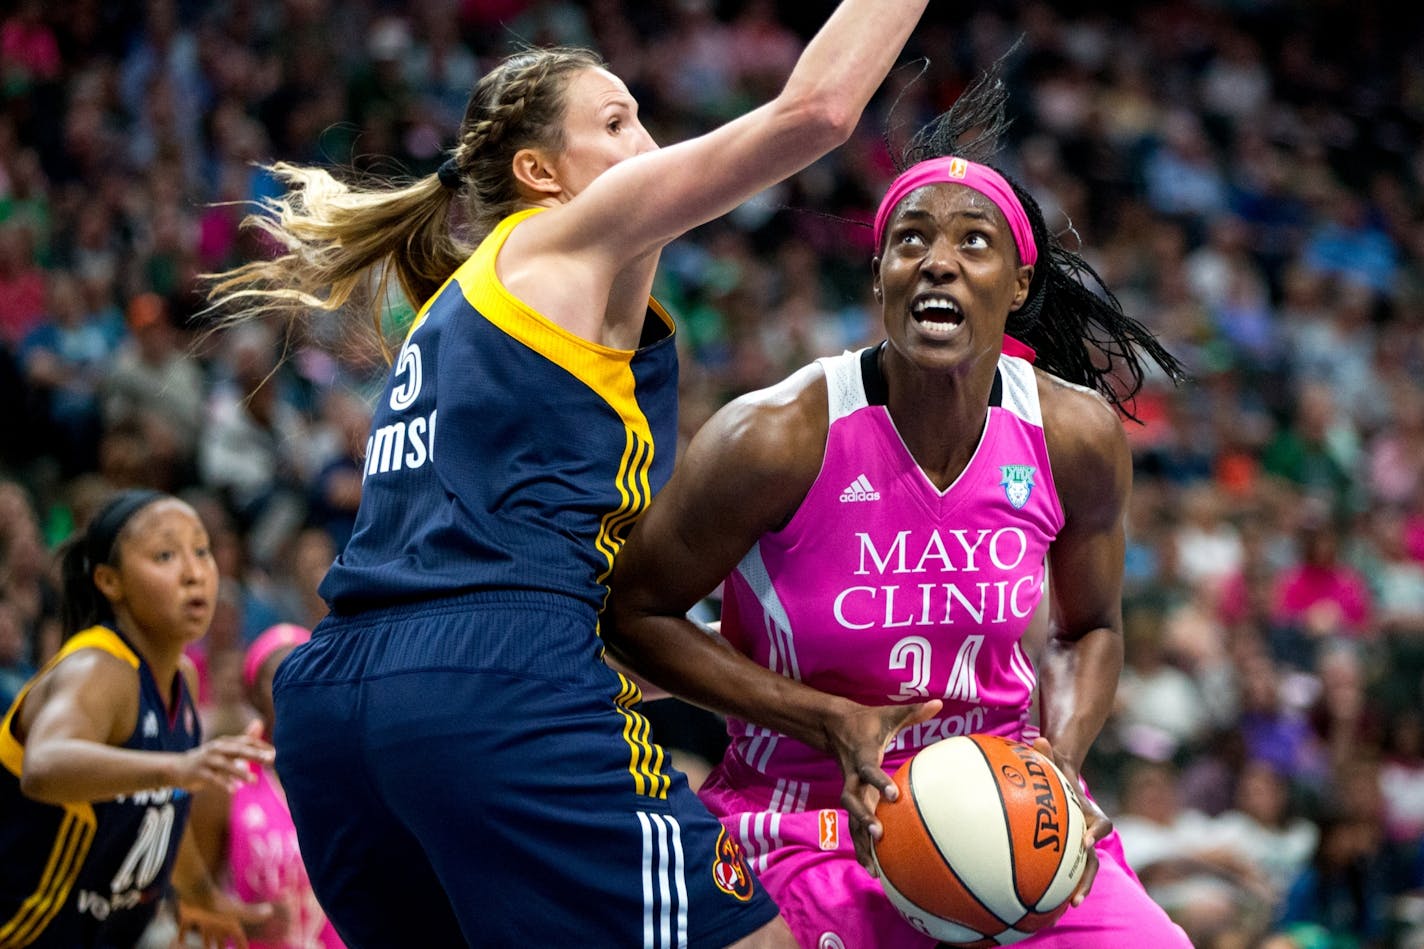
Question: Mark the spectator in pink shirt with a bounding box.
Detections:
[1271,513,1374,643]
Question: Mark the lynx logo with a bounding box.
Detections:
[1000,465,1035,509]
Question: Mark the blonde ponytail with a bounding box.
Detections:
[203,163,469,363]
[203,45,605,365]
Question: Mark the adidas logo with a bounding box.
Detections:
[839,474,881,503]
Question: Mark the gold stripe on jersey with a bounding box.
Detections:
[595,429,653,582]
[0,804,97,948]
[613,672,670,800]
[1,627,139,777]
[456,211,673,799]
[0,627,132,946]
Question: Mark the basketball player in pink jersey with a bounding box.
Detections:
[604,64,1194,948]
[188,624,344,949]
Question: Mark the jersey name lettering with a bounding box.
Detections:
[364,409,437,478]
[853,527,1028,575]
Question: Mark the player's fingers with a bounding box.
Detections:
[847,813,878,876]
[1084,807,1113,844]
[852,759,894,807]
[893,699,942,732]
[840,777,882,829]
[194,759,248,793]
[1070,847,1100,906]
[219,736,275,763]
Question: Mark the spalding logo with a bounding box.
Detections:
[712,828,755,901]
[1011,745,1064,853]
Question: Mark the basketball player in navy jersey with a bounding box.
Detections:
[201,2,942,946]
[0,489,274,948]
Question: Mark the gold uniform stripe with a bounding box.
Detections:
[613,674,670,800]
[454,211,673,800]
[2,627,139,778]
[595,430,653,581]
[0,627,133,945]
[0,806,97,948]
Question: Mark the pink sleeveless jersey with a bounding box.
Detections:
[228,766,345,949]
[710,347,1062,809]
[698,348,1190,949]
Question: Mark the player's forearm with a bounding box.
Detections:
[781,0,932,138]
[1038,626,1123,773]
[21,740,181,804]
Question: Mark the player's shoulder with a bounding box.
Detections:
[1033,369,1131,519]
[1034,368,1124,451]
[694,360,829,480]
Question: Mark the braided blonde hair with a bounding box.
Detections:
[203,46,605,363]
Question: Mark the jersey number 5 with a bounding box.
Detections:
[390,335,424,411]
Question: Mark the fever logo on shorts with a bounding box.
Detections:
[1000,464,1035,510]
[711,827,755,902]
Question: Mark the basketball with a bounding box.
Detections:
[872,733,1089,946]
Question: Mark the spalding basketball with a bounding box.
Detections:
[872,733,1088,946]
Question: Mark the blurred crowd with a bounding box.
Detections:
[0,0,1422,946]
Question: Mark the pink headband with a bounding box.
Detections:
[242,623,311,690]
[873,157,1038,267]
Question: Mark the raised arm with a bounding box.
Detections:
[545,0,932,261]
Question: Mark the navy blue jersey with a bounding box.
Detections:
[320,208,679,613]
[0,626,200,949]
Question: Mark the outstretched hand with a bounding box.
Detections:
[825,698,943,874]
[1030,736,1109,907]
[173,719,274,793]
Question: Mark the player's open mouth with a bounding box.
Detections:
[911,294,963,337]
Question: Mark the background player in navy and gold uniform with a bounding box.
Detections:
[201,1,937,945]
[0,490,273,949]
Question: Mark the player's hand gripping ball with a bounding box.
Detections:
[872,733,1087,946]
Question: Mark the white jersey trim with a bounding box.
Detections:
[996,353,1043,427]
[816,349,869,424]
[734,543,802,682]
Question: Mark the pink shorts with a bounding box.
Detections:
[700,775,1191,949]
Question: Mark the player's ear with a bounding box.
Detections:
[512,148,562,198]
[93,563,124,605]
[1009,264,1033,313]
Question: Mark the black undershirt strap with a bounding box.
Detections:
[859,341,1003,407]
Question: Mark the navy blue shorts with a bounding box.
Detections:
[272,590,779,947]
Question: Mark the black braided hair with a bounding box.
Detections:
[887,43,1188,421]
